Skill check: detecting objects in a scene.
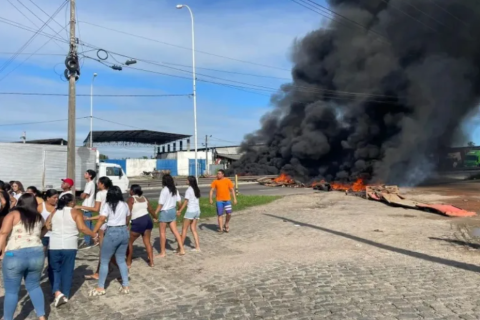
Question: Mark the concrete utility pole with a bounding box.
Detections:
[205,135,208,175]
[66,0,77,180]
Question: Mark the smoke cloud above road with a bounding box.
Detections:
[231,0,480,185]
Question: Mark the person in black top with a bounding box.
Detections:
[0,180,11,221]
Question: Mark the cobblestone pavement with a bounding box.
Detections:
[3,191,480,319]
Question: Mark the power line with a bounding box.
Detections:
[0,17,70,44]
[0,0,68,74]
[93,117,145,130]
[0,52,65,56]
[379,0,437,32]
[0,21,69,82]
[78,20,290,72]
[0,116,89,127]
[293,0,391,45]
[0,92,192,97]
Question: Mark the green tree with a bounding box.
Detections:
[467,141,475,147]
[99,154,109,160]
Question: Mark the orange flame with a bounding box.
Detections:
[331,178,366,192]
[273,173,294,184]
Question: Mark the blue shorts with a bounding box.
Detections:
[216,201,232,216]
[159,208,177,223]
[184,211,200,220]
[131,214,153,235]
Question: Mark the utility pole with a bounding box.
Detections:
[66,0,79,180]
[205,135,208,175]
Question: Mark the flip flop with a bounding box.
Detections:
[224,226,230,233]
[84,275,98,280]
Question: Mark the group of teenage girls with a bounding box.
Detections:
[0,173,202,320]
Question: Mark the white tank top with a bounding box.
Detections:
[131,196,149,220]
[41,202,53,237]
[6,221,43,252]
[49,207,78,250]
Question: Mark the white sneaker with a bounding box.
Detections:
[54,293,65,308]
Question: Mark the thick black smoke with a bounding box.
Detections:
[231,0,480,185]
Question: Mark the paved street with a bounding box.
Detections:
[139,183,315,200]
[4,191,480,319]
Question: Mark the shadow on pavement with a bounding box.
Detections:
[429,237,480,250]
[265,214,480,273]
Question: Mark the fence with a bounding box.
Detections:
[188,159,206,176]
[156,159,178,176]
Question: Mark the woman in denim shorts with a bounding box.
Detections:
[154,174,185,257]
[177,176,201,252]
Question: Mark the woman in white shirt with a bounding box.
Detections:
[10,181,24,207]
[177,176,201,252]
[45,194,97,307]
[127,184,156,268]
[76,177,113,281]
[89,186,131,296]
[154,174,185,257]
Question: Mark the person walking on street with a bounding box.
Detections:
[127,184,156,268]
[209,169,237,233]
[76,177,114,280]
[89,186,130,296]
[80,170,96,247]
[59,178,74,198]
[177,176,201,251]
[0,193,48,320]
[154,174,185,257]
[45,194,97,307]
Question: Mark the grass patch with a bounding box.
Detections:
[81,194,281,227]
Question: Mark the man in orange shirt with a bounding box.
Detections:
[210,169,237,233]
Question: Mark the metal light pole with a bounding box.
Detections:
[90,73,97,148]
[176,4,198,180]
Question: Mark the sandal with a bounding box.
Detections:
[224,226,230,233]
[88,289,106,297]
[119,287,130,294]
[217,228,223,233]
[84,274,98,280]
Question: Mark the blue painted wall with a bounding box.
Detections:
[104,159,127,174]
[188,159,206,176]
[157,159,178,176]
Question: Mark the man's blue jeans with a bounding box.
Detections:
[2,247,45,320]
[83,211,93,245]
[98,226,129,288]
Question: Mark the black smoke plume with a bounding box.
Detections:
[231,0,480,185]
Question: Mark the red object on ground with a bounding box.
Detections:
[416,204,476,217]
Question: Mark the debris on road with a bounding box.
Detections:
[260,174,477,217]
[366,185,476,217]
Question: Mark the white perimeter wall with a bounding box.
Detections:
[125,150,213,177]
[126,159,157,177]
[176,151,208,176]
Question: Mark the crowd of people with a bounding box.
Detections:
[0,169,237,320]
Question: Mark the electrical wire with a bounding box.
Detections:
[78,20,290,72]
[16,0,69,46]
[0,21,69,83]
[0,92,192,97]
[0,116,89,127]
[0,17,68,43]
[293,0,391,45]
[0,0,68,74]
[79,47,401,101]
[379,0,437,32]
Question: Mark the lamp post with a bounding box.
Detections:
[176,4,198,180]
[90,72,97,148]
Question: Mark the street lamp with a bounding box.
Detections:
[90,73,97,148]
[176,3,199,180]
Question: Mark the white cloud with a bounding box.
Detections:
[0,0,322,158]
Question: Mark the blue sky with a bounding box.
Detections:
[0,0,324,158]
